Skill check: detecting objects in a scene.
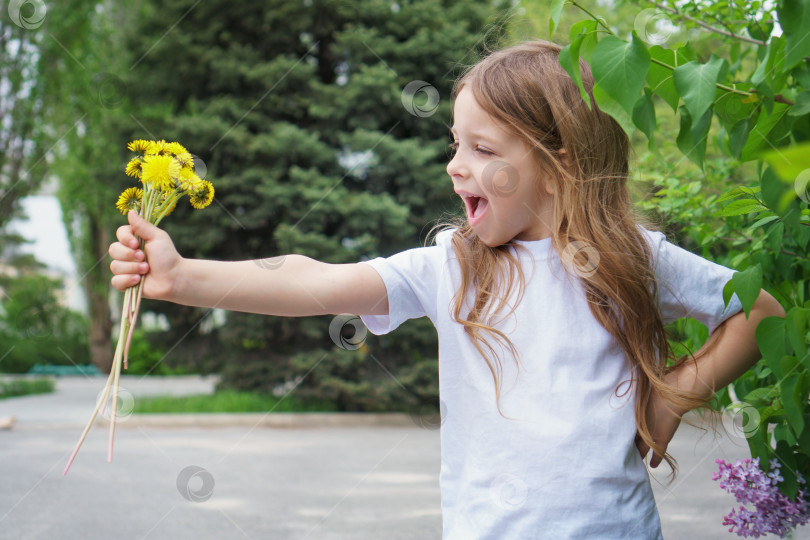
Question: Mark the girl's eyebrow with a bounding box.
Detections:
[449,126,498,141]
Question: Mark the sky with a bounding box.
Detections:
[8,195,86,312]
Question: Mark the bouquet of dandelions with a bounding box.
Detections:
[63,139,214,476]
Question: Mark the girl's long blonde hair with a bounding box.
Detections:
[430,39,716,476]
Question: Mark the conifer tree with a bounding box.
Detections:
[124,0,513,409]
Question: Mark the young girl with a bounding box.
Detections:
[109,40,785,538]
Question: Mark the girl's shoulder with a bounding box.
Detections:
[636,224,667,246]
[426,227,460,249]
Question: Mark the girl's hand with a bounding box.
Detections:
[635,373,685,468]
[108,210,182,301]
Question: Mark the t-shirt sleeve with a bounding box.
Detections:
[643,228,744,335]
[357,232,450,335]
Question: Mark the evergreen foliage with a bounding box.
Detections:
[121,0,515,410]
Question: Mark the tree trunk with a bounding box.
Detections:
[86,217,113,374]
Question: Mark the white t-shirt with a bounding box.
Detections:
[359,227,744,540]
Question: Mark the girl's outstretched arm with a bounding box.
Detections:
[109,210,389,317]
[639,289,786,467]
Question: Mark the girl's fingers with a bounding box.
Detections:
[111,274,140,292]
[108,242,144,262]
[116,225,139,249]
[650,450,664,468]
[110,260,148,276]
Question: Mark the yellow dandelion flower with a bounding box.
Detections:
[175,152,194,170]
[189,180,215,209]
[115,187,143,215]
[178,167,203,192]
[127,139,152,153]
[147,139,169,155]
[164,142,188,155]
[125,158,142,177]
[141,154,181,191]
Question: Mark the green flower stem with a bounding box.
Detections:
[153,190,183,226]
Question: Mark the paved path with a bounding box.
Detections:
[1,376,807,539]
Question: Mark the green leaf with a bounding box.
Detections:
[714,85,756,130]
[592,83,635,138]
[784,203,810,250]
[591,33,650,117]
[721,199,769,216]
[777,0,810,69]
[716,185,758,203]
[749,215,780,230]
[646,46,681,111]
[743,387,775,405]
[568,19,598,62]
[672,56,728,122]
[797,413,810,453]
[723,278,735,309]
[752,37,787,94]
[559,32,591,109]
[775,422,798,447]
[632,90,655,141]
[760,166,796,217]
[782,355,802,380]
[549,0,566,35]
[728,117,754,159]
[747,422,772,463]
[775,440,799,498]
[762,141,810,183]
[786,307,809,357]
[788,91,810,116]
[767,221,785,253]
[676,106,711,169]
[748,12,775,41]
[756,316,788,376]
[741,103,793,161]
[732,265,763,318]
[784,390,807,437]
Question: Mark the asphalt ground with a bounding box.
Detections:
[1,376,808,540]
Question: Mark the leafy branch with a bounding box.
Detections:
[648,0,766,47]
[569,0,796,106]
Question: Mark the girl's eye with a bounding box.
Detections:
[447,141,493,156]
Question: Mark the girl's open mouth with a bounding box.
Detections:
[464,195,489,226]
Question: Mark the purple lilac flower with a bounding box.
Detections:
[713,457,809,538]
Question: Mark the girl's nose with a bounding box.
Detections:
[446,148,466,179]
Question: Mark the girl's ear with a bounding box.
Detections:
[558,148,570,173]
[541,148,569,196]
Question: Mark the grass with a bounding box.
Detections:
[0,377,55,400]
[132,390,340,414]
